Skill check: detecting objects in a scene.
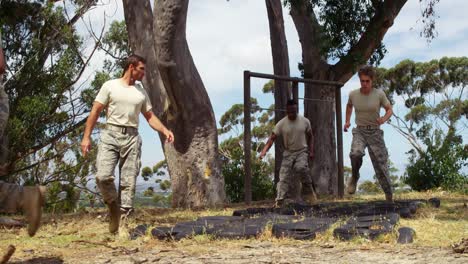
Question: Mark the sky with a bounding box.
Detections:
[81,0,468,185]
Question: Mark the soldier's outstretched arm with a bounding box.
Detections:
[259,133,277,159]
[81,102,105,157]
[344,103,353,132]
[143,110,174,143]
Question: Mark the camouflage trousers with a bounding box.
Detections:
[276,148,315,201]
[350,128,392,195]
[96,127,142,210]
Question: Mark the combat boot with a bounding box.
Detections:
[108,201,121,233]
[21,186,46,236]
[346,175,359,195]
[385,192,393,202]
[303,192,318,205]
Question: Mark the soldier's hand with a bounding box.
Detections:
[259,152,266,160]
[80,138,91,157]
[376,117,385,125]
[165,130,174,143]
[344,122,351,132]
[309,151,315,160]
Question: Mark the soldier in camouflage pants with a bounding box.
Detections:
[0,32,46,237]
[81,54,174,233]
[260,100,317,206]
[276,148,316,203]
[95,128,142,212]
[344,66,394,201]
[349,128,392,195]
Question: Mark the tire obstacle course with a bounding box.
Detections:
[129,198,440,243]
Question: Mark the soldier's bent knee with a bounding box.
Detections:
[349,151,364,160]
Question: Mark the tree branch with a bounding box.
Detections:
[289,0,329,73]
[332,0,408,82]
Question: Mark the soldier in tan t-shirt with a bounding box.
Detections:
[260,100,317,207]
[81,54,174,233]
[344,66,393,202]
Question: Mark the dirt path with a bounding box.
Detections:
[9,241,467,264]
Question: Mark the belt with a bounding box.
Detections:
[105,124,139,135]
[357,125,380,130]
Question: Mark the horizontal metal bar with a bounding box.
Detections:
[258,107,286,112]
[298,97,335,103]
[245,71,344,87]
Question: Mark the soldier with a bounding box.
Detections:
[81,54,174,233]
[0,30,46,237]
[344,65,393,202]
[260,99,317,207]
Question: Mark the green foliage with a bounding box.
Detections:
[0,2,134,212]
[152,193,172,208]
[99,20,129,75]
[160,180,171,191]
[141,166,153,181]
[1,1,97,173]
[358,180,381,194]
[45,181,82,213]
[222,144,274,203]
[143,159,171,193]
[218,92,275,202]
[153,160,168,176]
[143,187,154,197]
[403,131,467,193]
[282,0,441,65]
[283,0,386,65]
[358,159,403,194]
[376,57,468,192]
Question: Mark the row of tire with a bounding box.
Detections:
[129,199,438,242]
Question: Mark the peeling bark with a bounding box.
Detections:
[122,0,167,118]
[290,2,336,195]
[153,0,225,208]
[265,0,290,188]
[289,0,407,195]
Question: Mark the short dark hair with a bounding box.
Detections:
[287,99,297,106]
[358,65,375,80]
[122,54,146,73]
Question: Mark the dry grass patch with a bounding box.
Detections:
[0,191,466,262]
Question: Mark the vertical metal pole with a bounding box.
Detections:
[335,85,344,198]
[292,81,298,104]
[243,71,252,204]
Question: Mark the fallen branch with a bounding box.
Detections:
[0,245,16,264]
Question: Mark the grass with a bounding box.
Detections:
[0,191,466,261]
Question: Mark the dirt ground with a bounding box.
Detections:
[6,241,467,264]
[2,192,467,263]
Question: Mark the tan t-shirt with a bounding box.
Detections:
[95,79,152,128]
[273,115,311,151]
[348,88,390,126]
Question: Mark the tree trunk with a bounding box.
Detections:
[265,0,290,189]
[122,0,167,118]
[289,0,407,196]
[290,3,337,195]
[153,0,225,208]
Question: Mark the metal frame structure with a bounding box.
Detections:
[243,71,345,204]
